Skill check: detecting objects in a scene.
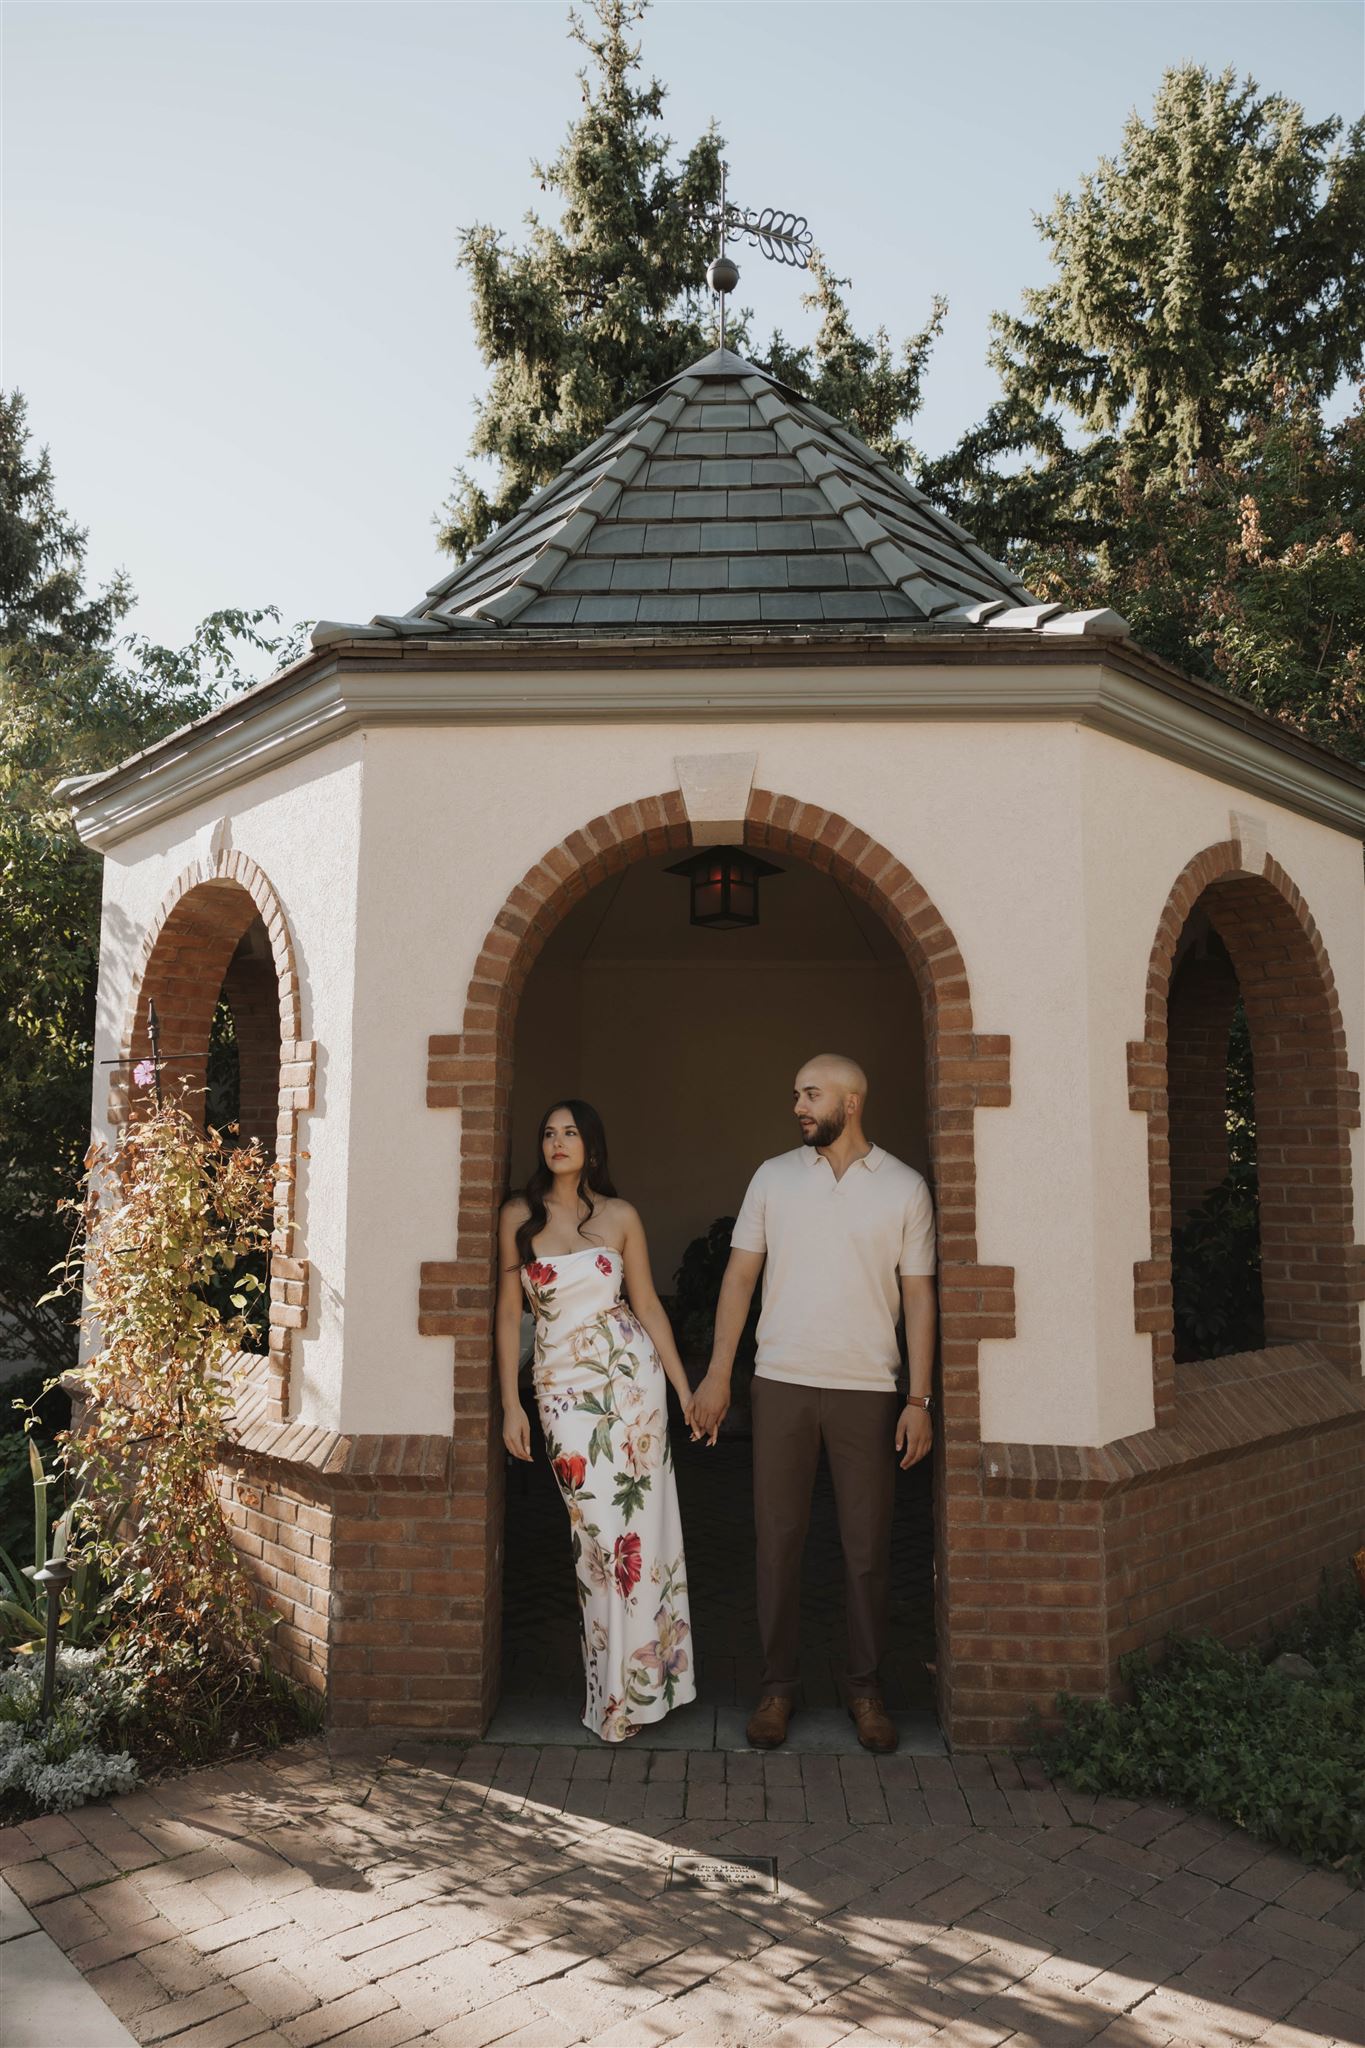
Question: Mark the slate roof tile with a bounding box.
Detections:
[341,346,1047,641]
[728,556,789,589]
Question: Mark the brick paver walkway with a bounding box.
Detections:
[3,1737,1361,2048]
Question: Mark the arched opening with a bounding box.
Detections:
[207,915,282,1154]
[422,788,1014,1746]
[1134,845,1361,1405]
[1167,915,1263,1362]
[499,849,934,1732]
[113,857,313,1421]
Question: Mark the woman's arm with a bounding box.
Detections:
[496,1204,532,1460]
[619,1206,695,1420]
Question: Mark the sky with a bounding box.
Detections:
[5,0,1362,662]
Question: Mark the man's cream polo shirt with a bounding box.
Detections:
[730,1144,936,1393]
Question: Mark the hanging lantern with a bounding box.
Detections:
[664,845,782,930]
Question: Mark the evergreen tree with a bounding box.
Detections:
[923,65,1365,761]
[0,394,302,1369]
[439,0,943,556]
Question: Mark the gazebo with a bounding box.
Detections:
[73,347,1365,1749]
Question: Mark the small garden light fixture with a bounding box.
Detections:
[665,845,782,931]
[35,1552,74,1722]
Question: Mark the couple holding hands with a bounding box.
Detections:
[496,1055,937,1752]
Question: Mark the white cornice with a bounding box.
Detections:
[69,651,1365,850]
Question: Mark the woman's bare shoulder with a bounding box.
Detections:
[601,1196,641,1231]
[501,1195,531,1222]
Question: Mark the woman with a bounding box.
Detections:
[497,1100,698,1742]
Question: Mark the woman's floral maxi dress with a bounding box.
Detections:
[522,1248,695,1741]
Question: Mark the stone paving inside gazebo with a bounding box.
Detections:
[3,1733,1361,2048]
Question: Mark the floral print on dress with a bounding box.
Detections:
[522,1245,694,1741]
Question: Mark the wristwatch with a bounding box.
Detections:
[905,1393,933,1413]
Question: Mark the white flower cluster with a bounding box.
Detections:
[0,1649,140,1813]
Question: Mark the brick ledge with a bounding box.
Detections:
[219,1352,450,1488]
[981,1343,1365,1499]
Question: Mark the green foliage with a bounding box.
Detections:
[1171,1165,1265,1362]
[925,66,1365,763]
[0,1648,140,1814]
[0,389,305,1372]
[49,1097,281,1697]
[0,1431,116,1652]
[1042,1576,1365,1879]
[439,0,943,555]
[1171,1000,1264,1362]
[0,1366,70,1561]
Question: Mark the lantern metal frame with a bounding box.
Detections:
[664,844,783,930]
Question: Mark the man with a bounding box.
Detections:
[690,1055,936,1754]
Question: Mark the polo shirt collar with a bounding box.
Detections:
[803,1142,885,1172]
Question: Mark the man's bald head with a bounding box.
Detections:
[793,1055,869,1149]
[797,1054,868,1104]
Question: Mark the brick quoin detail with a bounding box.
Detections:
[1128,841,1363,1426]
[417,789,1017,1747]
[111,852,315,1422]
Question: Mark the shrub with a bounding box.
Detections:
[1041,1576,1365,1879]
[47,1094,283,1702]
[0,1647,138,1813]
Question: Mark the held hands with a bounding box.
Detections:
[503,1404,532,1462]
[895,1403,933,1470]
[689,1367,731,1446]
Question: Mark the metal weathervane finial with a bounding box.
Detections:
[692,162,814,351]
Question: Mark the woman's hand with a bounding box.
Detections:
[503,1404,533,1462]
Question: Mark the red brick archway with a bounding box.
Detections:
[112,850,315,1422]
[1129,841,1363,1424]
[421,789,1016,1743]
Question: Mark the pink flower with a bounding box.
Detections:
[631,1603,691,1686]
[133,1059,157,1088]
[612,1531,642,1599]
[596,1252,614,1276]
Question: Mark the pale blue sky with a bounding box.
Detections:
[5,1,1361,658]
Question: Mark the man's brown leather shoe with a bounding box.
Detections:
[746,1695,793,1748]
[847,1697,898,1753]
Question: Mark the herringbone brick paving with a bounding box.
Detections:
[3,1737,1361,2047]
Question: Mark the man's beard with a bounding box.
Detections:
[801,1105,846,1148]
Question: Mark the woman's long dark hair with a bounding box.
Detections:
[513,1099,618,1268]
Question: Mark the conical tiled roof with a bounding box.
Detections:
[312,348,1128,645]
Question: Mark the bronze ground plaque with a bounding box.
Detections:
[668,1854,778,1893]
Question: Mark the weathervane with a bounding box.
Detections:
[692,162,814,351]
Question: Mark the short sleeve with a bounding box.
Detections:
[898,1175,936,1276]
[729,1165,769,1256]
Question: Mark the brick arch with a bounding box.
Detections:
[422,789,1015,1741]
[1128,840,1363,1424]
[112,851,316,1422]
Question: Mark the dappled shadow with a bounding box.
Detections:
[17,1733,1353,2048]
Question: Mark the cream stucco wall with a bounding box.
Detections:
[89,696,1365,1446]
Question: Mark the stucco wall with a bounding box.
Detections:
[91,699,1365,1446]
